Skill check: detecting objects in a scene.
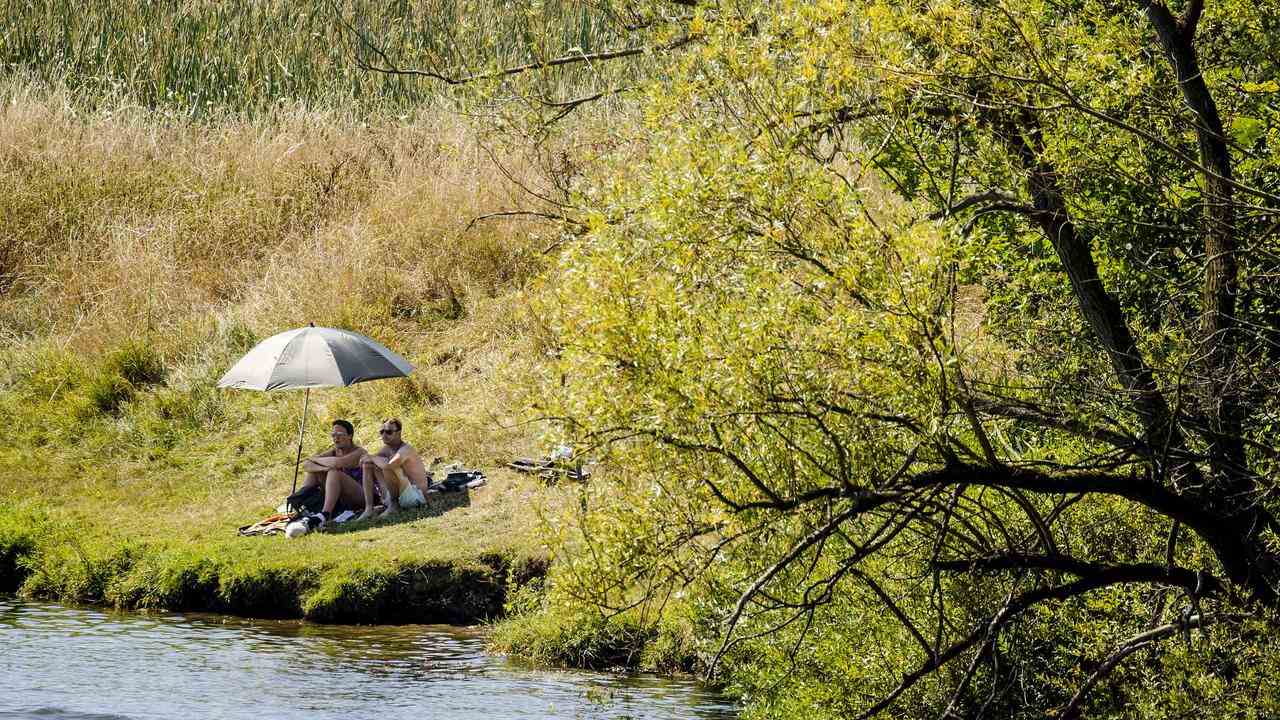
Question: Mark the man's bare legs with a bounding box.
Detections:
[377,466,414,519]
[356,468,380,522]
[357,457,404,521]
[357,459,407,521]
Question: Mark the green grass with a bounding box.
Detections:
[0,347,556,620]
[490,606,707,673]
[0,87,565,622]
[0,308,557,619]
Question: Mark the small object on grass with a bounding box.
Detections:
[238,512,295,536]
[509,452,593,485]
[284,514,323,538]
[400,484,427,507]
[508,457,553,472]
[440,469,485,492]
[284,484,324,514]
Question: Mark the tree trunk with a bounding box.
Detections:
[1143,0,1246,484]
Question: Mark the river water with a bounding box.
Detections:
[0,599,738,720]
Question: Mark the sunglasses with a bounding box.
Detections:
[379,428,398,435]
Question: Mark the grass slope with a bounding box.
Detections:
[0,86,560,622]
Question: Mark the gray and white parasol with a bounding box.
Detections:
[217,325,414,492]
[217,325,413,391]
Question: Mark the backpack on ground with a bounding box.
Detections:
[284,484,324,513]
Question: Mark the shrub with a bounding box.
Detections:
[102,341,166,388]
[135,385,226,449]
[87,373,135,417]
[219,319,258,356]
[491,607,658,670]
[0,511,38,593]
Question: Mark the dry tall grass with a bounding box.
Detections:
[0,81,571,478]
[0,83,544,344]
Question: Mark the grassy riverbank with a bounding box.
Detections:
[0,484,548,623]
[0,85,562,623]
[0,0,678,665]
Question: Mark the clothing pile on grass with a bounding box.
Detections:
[237,463,487,538]
[507,444,594,484]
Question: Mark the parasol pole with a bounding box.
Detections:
[291,387,311,494]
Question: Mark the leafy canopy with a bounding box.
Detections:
[466,0,1280,716]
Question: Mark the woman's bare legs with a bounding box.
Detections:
[321,469,365,517]
[299,470,326,490]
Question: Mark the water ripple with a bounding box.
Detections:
[0,709,137,720]
[0,599,738,720]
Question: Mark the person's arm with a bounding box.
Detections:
[331,447,366,469]
[301,446,337,472]
[386,444,417,471]
[361,449,390,468]
[305,445,336,462]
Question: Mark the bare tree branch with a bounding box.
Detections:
[931,552,1221,596]
[1061,613,1210,719]
[928,189,1023,220]
[463,209,578,233]
[853,567,1200,720]
[339,1,692,87]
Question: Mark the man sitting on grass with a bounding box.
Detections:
[299,419,368,523]
[357,418,431,521]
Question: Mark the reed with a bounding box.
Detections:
[0,0,636,115]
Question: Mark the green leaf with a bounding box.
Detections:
[1231,116,1267,147]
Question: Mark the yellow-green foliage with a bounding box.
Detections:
[489,0,1280,717]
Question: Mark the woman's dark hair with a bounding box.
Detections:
[383,417,402,432]
[332,419,355,437]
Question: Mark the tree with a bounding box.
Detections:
[353,0,1280,715]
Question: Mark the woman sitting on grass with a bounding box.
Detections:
[298,419,368,523]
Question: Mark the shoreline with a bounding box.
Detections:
[0,516,702,678]
[0,506,549,626]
